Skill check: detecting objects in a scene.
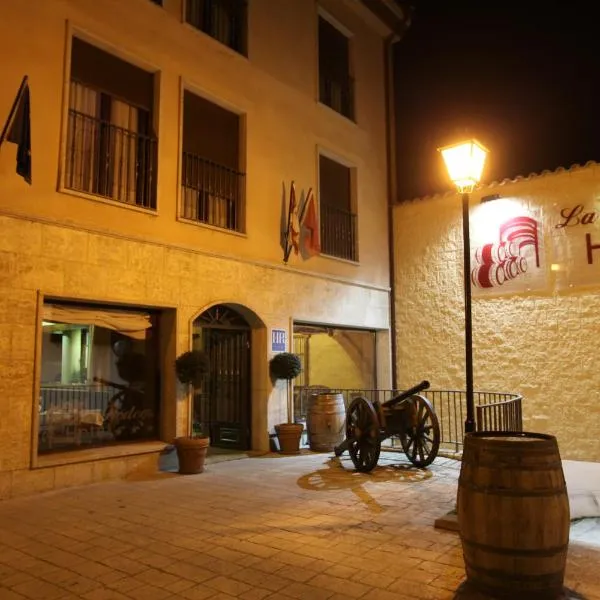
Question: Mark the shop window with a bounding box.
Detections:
[38,302,160,453]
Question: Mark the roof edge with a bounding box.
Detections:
[397,160,600,205]
[359,0,413,36]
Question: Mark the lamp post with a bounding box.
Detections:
[439,140,489,434]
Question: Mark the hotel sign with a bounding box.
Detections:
[469,196,600,296]
[271,329,287,352]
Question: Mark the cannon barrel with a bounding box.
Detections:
[382,380,430,409]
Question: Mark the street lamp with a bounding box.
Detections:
[439,139,489,433]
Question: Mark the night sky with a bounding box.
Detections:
[393,1,599,200]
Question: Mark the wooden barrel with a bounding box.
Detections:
[457,432,570,599]
[307,393,346,452]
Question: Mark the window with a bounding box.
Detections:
[186,0,247,55]
[319,155,357,261]
[38,302,161,453]
[181,90,245,232]
[318,16,354,120]
[65,38,158,209]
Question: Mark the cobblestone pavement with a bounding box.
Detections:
[0,452,598,600]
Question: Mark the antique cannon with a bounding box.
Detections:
[334,380,440,472]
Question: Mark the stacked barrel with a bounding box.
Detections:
[472,241,527,288]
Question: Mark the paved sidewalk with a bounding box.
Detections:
[0,452,598,600]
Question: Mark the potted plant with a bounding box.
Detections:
[270,352,303,455]
[174,349,210,474]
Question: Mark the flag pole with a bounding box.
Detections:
[0,75,28,148]
[283,181,294,263]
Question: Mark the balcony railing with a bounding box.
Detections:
[186,0,247,55]
[295,387,523,453]
[65,110,157,209]
[320,203,358,261]
[319,73,354,120]
[181,152,245,232]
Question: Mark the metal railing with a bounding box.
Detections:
[181,152,245,232]
[66,110,157,209]
[320,203,358,261]
[295,387,523,452]
[476,394,523,433]
[319,73,354,120]
[38,383,157,453]
[186,0,247,55]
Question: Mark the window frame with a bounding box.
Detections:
[177,79,248,235]
[316,7,355,122]
[34,299,163,457]
[58,27,161,215]
[317,147,359,263]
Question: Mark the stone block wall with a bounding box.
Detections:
[393,163,600,461]
[0,214,391,498]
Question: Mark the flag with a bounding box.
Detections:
[0,76,32,184]
[283,181,300,262]
[300,188,321,257]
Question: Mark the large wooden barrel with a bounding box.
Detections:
[457,432,570,599]
[307,393,346,452]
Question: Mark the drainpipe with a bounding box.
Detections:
[382,2,413,390]
[384,24,410,390]
[384,32,400,390]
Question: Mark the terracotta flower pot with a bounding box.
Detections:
[174,436,209,474]
[275,423,303,455]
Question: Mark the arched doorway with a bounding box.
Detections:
[192,304,251,449]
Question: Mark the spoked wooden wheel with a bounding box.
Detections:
[346,396,381,472]
[400,394,440,468]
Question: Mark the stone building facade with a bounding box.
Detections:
[0,0,408,498]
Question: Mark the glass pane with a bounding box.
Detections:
[38,306,159,453]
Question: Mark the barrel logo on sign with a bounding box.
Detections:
[472,216,540,289]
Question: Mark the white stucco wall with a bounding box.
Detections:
[393,162,600,461]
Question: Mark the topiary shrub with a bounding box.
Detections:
[269,352,302,381]
[175,350,210,387]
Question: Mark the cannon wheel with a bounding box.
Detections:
[400,394,440,468]
[346,396,381,473]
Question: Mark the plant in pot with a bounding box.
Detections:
[270,352,303,455]
[174,349,210,474]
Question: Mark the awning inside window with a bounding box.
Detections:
[43,304,152,340]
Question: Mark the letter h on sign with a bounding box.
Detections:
[271,329,287,353]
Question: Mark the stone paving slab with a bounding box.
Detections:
[0,452,598,600]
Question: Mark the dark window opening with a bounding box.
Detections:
[186,0,248,56]
[181,91,245,232]
[318,16,354,120]
[319,155,357,261]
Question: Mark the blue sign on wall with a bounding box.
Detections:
[271,329,287,352]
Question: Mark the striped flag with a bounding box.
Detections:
[300,188,320,257]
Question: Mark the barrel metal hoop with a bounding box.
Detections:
[465,559,566,585]
[462,537,569,558]
[462,460,564,471]
[458,481,566,497]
